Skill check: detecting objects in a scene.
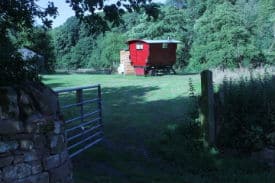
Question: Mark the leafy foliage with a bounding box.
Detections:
[0,0,57,33]
[11,27,56,72]
[66,0,160,32]
[188,2,258,71]
[217,73,275,152]
[0,37,40,85]
[0,0,58,85]
[51,17,127,69]
[51,18,96,69]
[88,32,127,69]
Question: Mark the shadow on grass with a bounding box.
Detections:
[68,85,275,183]
[69,85,189,182]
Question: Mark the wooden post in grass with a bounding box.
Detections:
[200,70,216,146]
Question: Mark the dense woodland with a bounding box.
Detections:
[10,0,275,72]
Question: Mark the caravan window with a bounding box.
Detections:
[136,43,143,50]
[162,43,168,48]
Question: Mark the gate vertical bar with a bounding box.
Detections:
[76,89,84,123]
[97,85,103,128]
[97,84,103,137]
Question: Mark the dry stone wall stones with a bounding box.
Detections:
[19,140,34,151]
[0,88,20,120]
[18,90,36,117]
[23,150,42,162]
[0,169,2,181]
[49,135,65,154]
[0,120,24,134]
[43,154,61,170]
[60,150,69,164]
[26,114,43,123]
[14,155,24,164]
[17,172,49,183]
[48,161,73,183]
[0,83,74,183]
[25,122,38,134]
[0,156,13,168]
[23,82,59,117]
[53,121,63,134]
[33,135,47,149]
[28,161,43,174]
[3,163,32,181]
[0,141,18,153]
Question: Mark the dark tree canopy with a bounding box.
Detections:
[0,0,159,34]
[0,0,57,34]
[0,0,58,85]
[67,0,159,22]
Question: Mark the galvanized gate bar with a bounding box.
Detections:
[69,138,103,159]
[67,131,103,150]
[61,98,100,109]
[67,124,102,142]
[66,117,101,133]
[64,110,100,124]
[55,84,100,93]
[55,84,103,158]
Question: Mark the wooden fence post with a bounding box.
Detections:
[200,70,216,146]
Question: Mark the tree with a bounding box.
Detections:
[0,0,58,85]
[166,0,187,9]
[11,27,56,72]
[65,0,160,30]
[188,2,258,71]
[51,16,100,69]
[88,32,127,68]
[254,0,275,50]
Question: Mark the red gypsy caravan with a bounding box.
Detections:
[126,39,180,76]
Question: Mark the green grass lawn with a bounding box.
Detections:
[42,74,275,183]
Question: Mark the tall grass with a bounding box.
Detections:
[215,69,275,152]
[212,66,275,85]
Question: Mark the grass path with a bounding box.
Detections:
[43,74,200,182]
[43,74,275,183]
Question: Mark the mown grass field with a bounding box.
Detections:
[42,74,275,183]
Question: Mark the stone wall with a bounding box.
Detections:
[0,82,73,183]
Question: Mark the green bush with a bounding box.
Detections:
[217,72,275,152]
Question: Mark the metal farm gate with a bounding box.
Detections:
[55,85,103,158]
